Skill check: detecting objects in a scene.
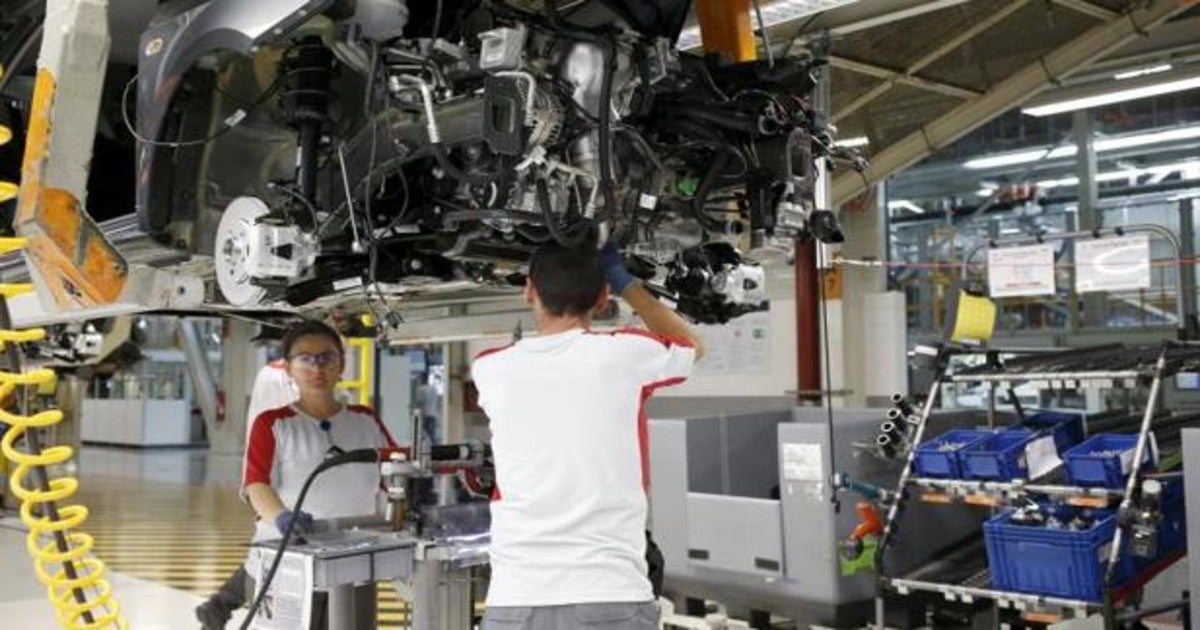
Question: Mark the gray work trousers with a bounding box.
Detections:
[482,602,659,629]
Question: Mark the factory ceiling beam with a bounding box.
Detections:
[1050,0,1120,22]
[831,0,1192,207]
[830,55,980,99]
[832,0,1031,122]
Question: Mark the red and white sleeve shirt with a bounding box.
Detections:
[242,403,397,542]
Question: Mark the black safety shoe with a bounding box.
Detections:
[195,599,232,629]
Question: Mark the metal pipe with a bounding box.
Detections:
[874,373,943,629]
[949,371,1141,382]
[750,0,774,67]
[887,576,1098,612]
[395,75,440,143]
[336,144,365,252]
[1114,597,1189,623]
[876,374,943,573]
[912,478,1124,498]
[1104,349,1167,587]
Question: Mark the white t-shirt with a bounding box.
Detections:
[245,359,298,441]
[242,404,396,543]
[471,327,695,607]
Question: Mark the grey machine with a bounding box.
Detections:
[248,526,488,630]
[248,440,492,630]
[649,406,984,627]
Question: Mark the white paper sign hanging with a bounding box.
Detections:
[1075,235,1151,293]
[987,244,1056,298]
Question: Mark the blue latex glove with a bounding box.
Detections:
[599,242,636,295]
[274,510,314,536]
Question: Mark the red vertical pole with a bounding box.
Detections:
[795,240,822,402]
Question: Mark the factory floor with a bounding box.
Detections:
[0,445,414,628]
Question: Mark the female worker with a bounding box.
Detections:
[240,319,396,628]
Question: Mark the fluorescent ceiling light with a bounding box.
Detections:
[976,188,996,197]
[834,135,869,148]
[965,147,1075,169]
[676,0,861,50]
[1114,64,1172,81]
[1036,159,1200,189]
[1023,75,1200,117]
[964,125,1200,170]
[887,200,925,214]
[1094,125,1200,151]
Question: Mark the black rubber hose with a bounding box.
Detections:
[537,178,591,248]
[516,225,554,243]
[634,45,655,118]
[597,37,618,222]
[690,151,731,232]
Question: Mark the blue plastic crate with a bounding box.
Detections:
[1020,411,1086,453]
[960,430,1037,481]
[985,497,1186,601]
[985,506,1124,601]
[1063,433,1156,488]
[913,429,993,479]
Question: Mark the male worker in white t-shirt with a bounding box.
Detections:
[472,240,705,629]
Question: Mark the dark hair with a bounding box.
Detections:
[528,241,605,317]
[281,319,344,360]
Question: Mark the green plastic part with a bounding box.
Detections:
[677,177,700,197]
[840,535,878,576]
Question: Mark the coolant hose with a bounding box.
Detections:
[690,151,730,232]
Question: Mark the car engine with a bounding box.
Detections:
[135,0,865,324]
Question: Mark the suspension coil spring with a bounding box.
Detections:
[0,73,125,629]
[280,35,335,126]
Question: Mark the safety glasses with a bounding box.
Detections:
[288,351,341,369]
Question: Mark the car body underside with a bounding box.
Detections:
[2,0,864,327]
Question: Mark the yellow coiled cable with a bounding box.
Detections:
[0,101,125,629]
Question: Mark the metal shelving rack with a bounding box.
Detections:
[872,342,1200,628]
